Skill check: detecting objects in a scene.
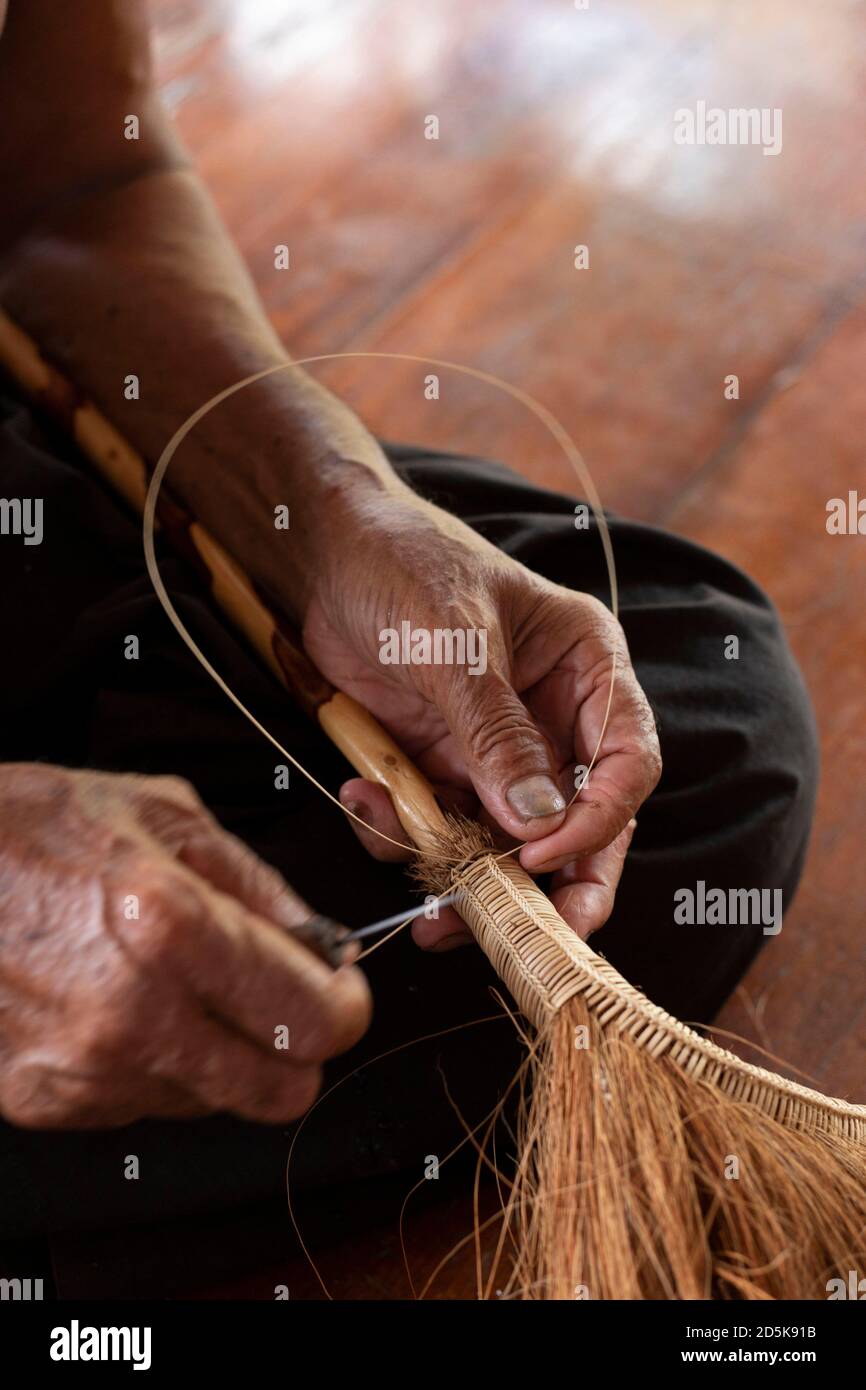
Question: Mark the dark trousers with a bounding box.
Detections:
[0,396,819,1239]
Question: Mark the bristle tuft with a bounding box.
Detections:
[411,813,496,897]
[409,820,866,1299]
[494,1000,866,1300]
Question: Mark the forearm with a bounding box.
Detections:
[0,2,404,617]
[1,166,404,615]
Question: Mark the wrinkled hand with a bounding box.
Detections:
[0,764,370,1128]
[304,485,661,950]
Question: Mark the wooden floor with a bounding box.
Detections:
[80,0,863,1299]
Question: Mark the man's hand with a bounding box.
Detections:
[0,764,370,1129]
[304,482,662,950]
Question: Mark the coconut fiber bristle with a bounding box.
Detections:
[415,820,866,1300]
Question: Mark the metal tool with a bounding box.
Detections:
[346,891,459,942]
[297,892,459,967]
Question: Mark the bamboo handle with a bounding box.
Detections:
[0,308,449,855]
[318,692,448,853]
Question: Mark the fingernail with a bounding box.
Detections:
[429,932,473,953]
[506,774,567,821]
[532,853,578,875]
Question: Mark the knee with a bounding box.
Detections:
[720,597,819,874]
[636,584,819,898]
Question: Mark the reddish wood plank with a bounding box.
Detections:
[668,305,866,1101]
[151,0,866,515]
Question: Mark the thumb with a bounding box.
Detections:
[436,667,567,838]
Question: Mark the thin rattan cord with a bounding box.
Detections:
[140,351,620,866]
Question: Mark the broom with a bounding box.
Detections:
[1,308,865,1300]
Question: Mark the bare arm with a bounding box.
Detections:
[0,0,401,618]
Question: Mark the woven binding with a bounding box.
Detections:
[454,853,866,1142]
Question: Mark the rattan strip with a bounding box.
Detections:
[454,854,866,1141]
